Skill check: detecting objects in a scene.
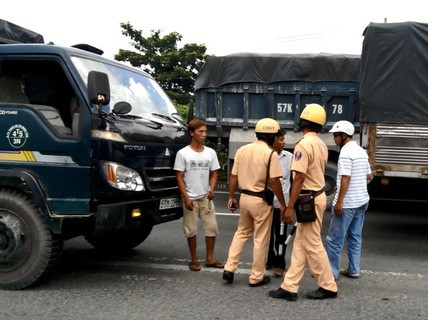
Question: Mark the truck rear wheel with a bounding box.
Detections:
[0,189,62,290]
[85,220,154,252]
[324,161,338,210]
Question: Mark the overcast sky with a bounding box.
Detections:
[3,0,427,60]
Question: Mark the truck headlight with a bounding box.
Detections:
[92,130,126,142]
[100,161,145,191]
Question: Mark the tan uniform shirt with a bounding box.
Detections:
[291,132,327,190]
[232,140,282,192]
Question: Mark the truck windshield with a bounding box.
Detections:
[71,56,181,124]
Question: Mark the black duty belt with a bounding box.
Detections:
[241,190,264,198]
[300,188,325,197]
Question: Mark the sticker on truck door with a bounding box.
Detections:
[6,124,29,148]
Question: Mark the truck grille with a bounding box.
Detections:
[144,167,178,192]
[375,124,428,166]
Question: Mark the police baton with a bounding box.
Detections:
[284,222,298,245]
[278,222,285,255]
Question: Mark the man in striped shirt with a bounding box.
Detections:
[326,120,371,280]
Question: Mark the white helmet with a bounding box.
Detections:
[329,120,355,136]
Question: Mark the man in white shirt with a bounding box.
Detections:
[174,119,224,271]
[326,120,371,280]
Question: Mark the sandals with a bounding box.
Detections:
[204,260,225,269]
[189,261,201,271]
[340,268,359,279]
[189,260,224,271]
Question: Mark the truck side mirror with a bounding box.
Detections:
[87,71,110,106]
[187,99,194,122]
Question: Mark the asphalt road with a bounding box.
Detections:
[0,192,427,320]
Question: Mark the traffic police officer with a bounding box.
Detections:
[223,118,286,287]
[269,103,338,300]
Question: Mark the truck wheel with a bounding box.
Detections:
[85,220,153,252]
[324,161,338,210]
[0,189,62,290]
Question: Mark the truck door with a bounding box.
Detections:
[0,57,91,215]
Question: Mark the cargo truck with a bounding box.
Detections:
[0,20,188,289]
[360,21,428,202]
[193,53,360,207]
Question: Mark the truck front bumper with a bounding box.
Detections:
[93,196,182,234]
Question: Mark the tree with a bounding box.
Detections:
[115,22,208,105]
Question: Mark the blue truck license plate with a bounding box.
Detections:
[159,197,181,210]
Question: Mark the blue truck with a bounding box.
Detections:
[0,20,188,289]
[193,53,360,207]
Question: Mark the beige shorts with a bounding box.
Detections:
[183,195,219,238]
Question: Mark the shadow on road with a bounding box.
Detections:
[369,199,427,214]
[365,199,428,251]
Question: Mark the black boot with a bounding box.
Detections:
[305,287,337,300]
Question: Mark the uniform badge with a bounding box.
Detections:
[295,151,302,161]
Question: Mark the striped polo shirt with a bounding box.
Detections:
[333,141,371,208]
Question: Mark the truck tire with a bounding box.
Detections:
[0,189,62,290]
[85,220,153,252]
[324,161,338,210]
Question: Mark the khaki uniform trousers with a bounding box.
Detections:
[281,193,338,293]
[225,193,273,284]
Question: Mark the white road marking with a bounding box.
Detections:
[84,259,424,278]
[361,270,424,278]
[87,260,252,274]
[216,212,239,216]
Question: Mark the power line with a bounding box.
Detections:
[275,31,331,41]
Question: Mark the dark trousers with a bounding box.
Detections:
[267,208,287,269]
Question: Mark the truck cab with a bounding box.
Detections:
[0,21,189,289]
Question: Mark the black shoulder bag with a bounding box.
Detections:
[262,150,275,206]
